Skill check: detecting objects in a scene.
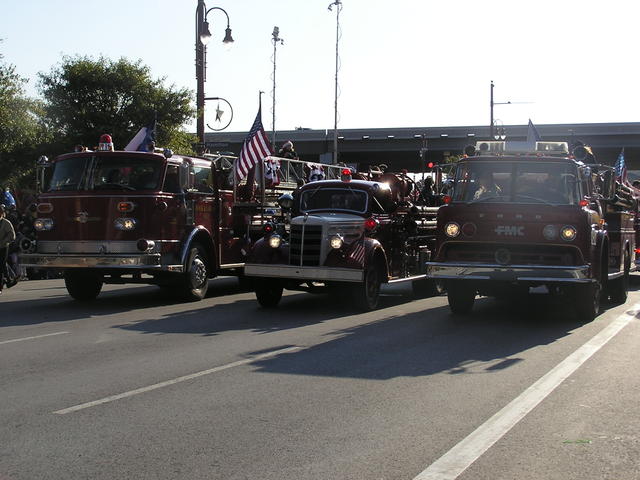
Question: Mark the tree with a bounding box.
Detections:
[0,48,49,187]
[38,55,195,153]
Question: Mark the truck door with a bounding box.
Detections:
[189,164,215,232]
[161,163,187,241]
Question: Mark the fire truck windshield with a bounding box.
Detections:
[47,156,163,192]
[452,161,581,205]
[300,188,368,214]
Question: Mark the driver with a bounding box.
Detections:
[473,173,501,200]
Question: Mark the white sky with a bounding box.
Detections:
[3,0,639,139]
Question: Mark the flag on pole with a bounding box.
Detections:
[124,118,157,151]
[614,148,627,183]
[526,119,541,144]
[235,106,272,180]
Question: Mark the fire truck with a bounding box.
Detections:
[20,137,343,301]
[426,141,637,321]
[243,167,441,310]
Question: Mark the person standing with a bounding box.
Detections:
[278,140,299,159]
[0,204,17,294]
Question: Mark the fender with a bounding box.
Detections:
[363,237,389,281]
[180,225,216,271]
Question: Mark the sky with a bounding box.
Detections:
[3,0,640,141]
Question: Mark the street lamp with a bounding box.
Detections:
[492,119,506,140]
[195,1,234,147]
[271,26,284,147]
[489,80,510,140]
[328,0,343,164]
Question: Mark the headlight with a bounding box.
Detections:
[560,225,577,242]
[268,235,282,248]
[329,234,344,249]
[34,218,54,231]
[114,217,137,231]
[542,225,558,240]
[445,222,460,237]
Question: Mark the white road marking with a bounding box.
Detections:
[0,331,69,345]
[53,346,301,415]
[414,304,640,480]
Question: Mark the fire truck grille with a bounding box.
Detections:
[289,225,323,266]
[442,243,581,266]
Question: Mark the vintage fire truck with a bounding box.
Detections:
[426,141,637,321]
[20,137,342,301]
[243,167,441,310]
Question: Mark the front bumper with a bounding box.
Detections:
[244,263,363,283]
[20,253,165,269]
[426,262,593,283]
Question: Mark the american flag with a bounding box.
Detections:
[614,148,626,183]
[235,106,272,180]
[348,238,365,265]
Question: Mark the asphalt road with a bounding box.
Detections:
[1,277,640,480]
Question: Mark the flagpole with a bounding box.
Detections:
[329,0,342,164]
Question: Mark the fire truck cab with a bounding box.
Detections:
[426,141,637,321]
[244,167,441,310]
[21,142,343,302]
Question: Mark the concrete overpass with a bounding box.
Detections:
[204,122,640,172]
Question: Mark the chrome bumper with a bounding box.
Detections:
[426,262,593,283]
[244,263,363,282]
[20,253,164,269]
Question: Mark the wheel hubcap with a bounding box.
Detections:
[190,257,207,288]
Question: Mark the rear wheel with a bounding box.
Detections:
[608,252,630,304]
[447,280,476,314]
[574,282,601,322]
[255,280,283,308]
[64,270,103,301]
[179,243,209,301]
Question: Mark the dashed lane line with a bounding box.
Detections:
[413,304,640,480]
[0,331,69,345]
[53,346,301,415]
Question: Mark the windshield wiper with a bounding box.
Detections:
[512,194,555,206]
[467,194,504,205]
[93,183,136,191]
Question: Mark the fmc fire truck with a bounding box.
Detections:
[20,137,342,301]
[426,141,637,321]
[244,167,441,310]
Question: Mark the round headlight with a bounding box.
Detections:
[34,218,54,231]
[268,235,282,249]
[329,235,344,249]
[543,225,558,240]
[114,217,137,231]
[560,225,577,242]
[445,222,460,237]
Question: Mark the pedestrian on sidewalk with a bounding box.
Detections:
[0,204,16,294]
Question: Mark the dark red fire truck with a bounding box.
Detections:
[20,140,342,301]
[426,141,637,321]
[244,167,440,310]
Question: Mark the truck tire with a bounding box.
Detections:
[608,253,630,304]
[255,280,283,308]
[64,270,103,301]
[353,263,382,311]
[447,280,475,314]
[180,243,209,301]
[574,282,601,322]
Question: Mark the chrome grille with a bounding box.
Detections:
[289,225,323,266]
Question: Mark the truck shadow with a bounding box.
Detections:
[0,277,253,328]
[245,293,616,380]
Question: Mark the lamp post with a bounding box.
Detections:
[271,26,284,147]
[195,1,234,147]
[489,80,511,140]
[328,0,342,164]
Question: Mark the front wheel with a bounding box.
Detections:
[353,264,382,311]
[179,243,209,301]
[574,282,601,322]
[447,280,476,314]
[255,280,283,308]
[64,270,103,301]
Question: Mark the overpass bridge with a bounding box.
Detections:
[204,122,640,173]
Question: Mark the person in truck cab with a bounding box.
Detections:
[473,173,502,200]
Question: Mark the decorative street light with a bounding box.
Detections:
[271,26,284,147]
[195,1,234,147]
[492,119,506,140]
[328,0,342,164]
[489,80,510,140]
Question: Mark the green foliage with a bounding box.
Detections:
[38,55,194,152]
[0,51,51,187]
